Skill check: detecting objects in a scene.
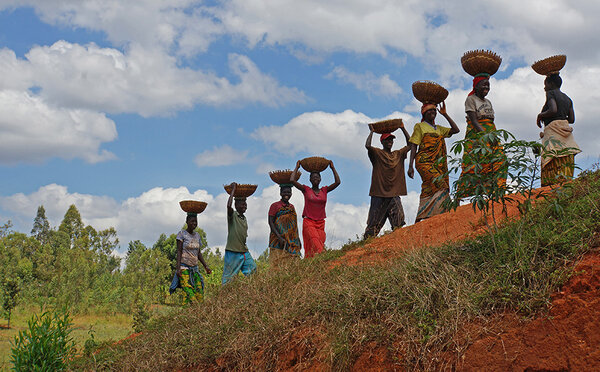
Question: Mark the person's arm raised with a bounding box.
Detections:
[290,161,303,191]
[399,123,410,145]
[227,182,237,217]
[439,101,460,136]
[365,124,374,149]
[327,160,341,192]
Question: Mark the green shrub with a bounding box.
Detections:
[10,310,75,371]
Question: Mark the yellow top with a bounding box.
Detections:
[409,122,451,146]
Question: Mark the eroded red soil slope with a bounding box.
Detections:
[455,251,600,371]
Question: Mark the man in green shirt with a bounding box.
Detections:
[222,183,257,285]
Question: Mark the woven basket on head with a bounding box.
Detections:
[269,170,300,184]
[300,156,330,173]
[461,50,502,77]
[179,200,208,214]
[531,55,566,76]
[412,81,448,104]
[370,118,403,134]
[223,183,258,197]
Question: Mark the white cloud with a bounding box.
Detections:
[326,66,402,98]
[3,1,600,81]
[194,145,249,167]
[252,110,418,164]
[0,90,117,164]
[0,184,120,226]
[198,1,600,83]
[0,42,306,117]
[0,183,421,257]
[0,0,216,54]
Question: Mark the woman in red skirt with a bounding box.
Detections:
[290,159,340,258]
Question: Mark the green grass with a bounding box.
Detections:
[0,307,133,370]
[75,169,600,371]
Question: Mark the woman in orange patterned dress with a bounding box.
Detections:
[408,101,459,222]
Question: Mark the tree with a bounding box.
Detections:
[58,205,84,246]
[31,205,51,245]
[127,240,147,257]
[1,278,20,328]
[0,220,12,238]
[124,241,171,305]
[152,233,178,271]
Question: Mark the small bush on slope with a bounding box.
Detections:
[76,169,600,371]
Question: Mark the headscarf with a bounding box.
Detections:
[186,212,198,218]
[468,73,490,96]
[380,133,395,142]
[421,103,436,114]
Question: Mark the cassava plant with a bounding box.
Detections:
[442,129,545,249]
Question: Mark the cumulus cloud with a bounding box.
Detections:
[0,90,117,164]
[0,183,420,257]
[194,145,249,167]
[252,110,418,164]
[0,42,306,117]
[3,1,600,81]
[208,1,600,80]
[0,0,220,55]
[326,66,402,98]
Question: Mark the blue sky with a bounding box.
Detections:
[1,1,599,257]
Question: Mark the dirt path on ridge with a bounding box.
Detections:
[333,189,551,268]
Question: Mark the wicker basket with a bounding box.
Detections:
[300,156,330,173]
[531,55,566,76]
[412,81,448,104]
[223,183,258,197]
[179,200,208,214]
[370,118,403,134]
[461,50,502,77]
[269,170,300,184]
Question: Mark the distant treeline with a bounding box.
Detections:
[0,205,225,321]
